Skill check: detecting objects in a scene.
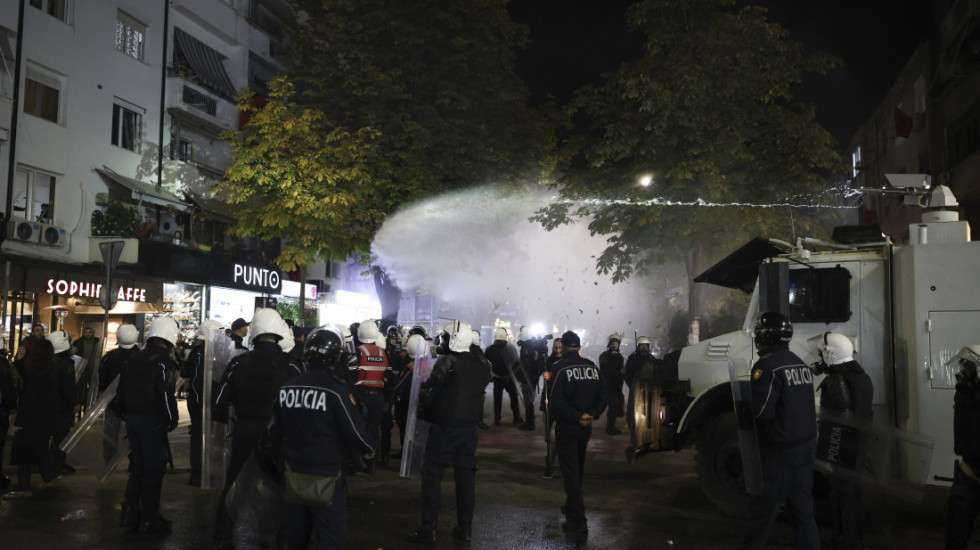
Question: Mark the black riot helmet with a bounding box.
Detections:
[753,311,793,348]
[305,326,350,368]
[386,325,402,340]
[407,325,427,339]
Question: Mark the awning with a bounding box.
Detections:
[187,191,235,223]
[95,166,189,211]
[74,302,161,315]
[0,26,13,62]
[173,28,236,97]
[693,237,787,293]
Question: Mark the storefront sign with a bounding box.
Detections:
[231,262,282,294]
[46,279,147,302]
[281,280,318,300]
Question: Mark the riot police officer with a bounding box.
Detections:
[548,331,607,535]
[542,337,563,479]
[381,325,405,464]
[351,320,388,472]
[179,319,222,486]
[516,327,548,430]
[624,335,657,462]
[485,328,522,426]
[737,311,819,550]
[213,308,302,544]
[599,334,625,435]
[100,324,140,469]
[814,332,873,549]
[407,321,491,544]
[269,326,376,549]
[471,329,491,430]
[945,344,980,550]
[118,317,180,534]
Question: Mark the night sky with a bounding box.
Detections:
[509,0,937,145]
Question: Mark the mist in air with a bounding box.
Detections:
[371,185,667,356]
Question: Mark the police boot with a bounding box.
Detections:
[138,514,172,535]
[512,417,523,427]
[119,504,140,529]
[452,522,472,542]
[624,445,637,464]
[407,523,436,544]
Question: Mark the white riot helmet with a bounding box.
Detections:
[817,332,854,366]
[444,320,472,353]
[493,327,509,342]
[251,308,285,341]
[518,326,529,341]
[115,324,139,349]
[334,323,354,353]
[636,336,651,347]
[471,330,482,348]
[357,320,380,344]
[146,317,179,347]
[608,333,622,343]
[48,330,71,354]
[406,334,426,359]
[277,318,296,353]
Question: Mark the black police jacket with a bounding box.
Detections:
[485,341,516,378]
[599,350,625,389]
[119,345,178,429]
[548,350,607,425]
[14,357,75,432]
[818,360,873,418]
[99,346,140,414]
[954,379,980,472]
[420,352,491,428]
[214,341,302,423]
[750,346,817,447]
[0,356,15,414]
[268,363,376,477]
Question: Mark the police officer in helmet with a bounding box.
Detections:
[737,311,819,550]
[269,326,376,549]
[118,317,180,534]
[599,334,625,435]
[945,344,980,549]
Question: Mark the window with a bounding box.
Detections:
[851,146,862,179]
[24,67,61,123]
[13,167,56,223]
[788,267,851,323]
[30,0,68,23]
[115,11,145,62]
[174,138,193,162]
[111,102,144,152]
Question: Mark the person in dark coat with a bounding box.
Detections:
[72,326,100,412]
[5,339,73,498]
[484,328,522,427]
[407,321,491,544]
[0,349,15,489]
[598,334,625,435]
[48,330,79,474]
[814,332,873,550]
[541,337,563,479]
[548,331,607,535]
[100,324,141,469]
[945,344,980,550]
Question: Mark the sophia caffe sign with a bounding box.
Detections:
[46,279,148,302]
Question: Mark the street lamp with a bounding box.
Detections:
[639,174,653,187]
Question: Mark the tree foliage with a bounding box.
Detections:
[218,78,380,270]
[533,0,846,294]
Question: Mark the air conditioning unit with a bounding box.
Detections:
[38,223,67,247]
[7,217,40,242]
[158,213,180,234]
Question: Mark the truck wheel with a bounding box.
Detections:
[695,412,751,518]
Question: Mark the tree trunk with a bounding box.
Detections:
[373,267,402,329]
[685,244,705,318]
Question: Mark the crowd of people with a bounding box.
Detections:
[2,309,979,549]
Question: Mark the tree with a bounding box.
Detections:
[217,77,381,271]
[533,0,845,315]
[225,0,557,323]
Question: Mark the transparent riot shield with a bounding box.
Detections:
[400,339,436,479]
[728,358,764,496]
[225,452,284,545]
[501,341,529,411]
[814,409,934,502]
[632,375,663,451]
[202,327,236,490]
[73,356,88,383]
[99,430,129,483]
[59,375,118,455]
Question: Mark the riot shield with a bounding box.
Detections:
[99,430,129,483]
[400,339,436,479]
[73,356,88,383]
[59,375,118,455]
[632,375,663,451]
[225,452,284,546]
[501,341,529,411]
[814,409,934,502]
[728,358,764,496]
[202,327,236,490]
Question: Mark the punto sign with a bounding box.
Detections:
[46,279,148,302]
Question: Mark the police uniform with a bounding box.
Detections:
[99,344,140,467]
[623,349,657,449]
[517,338,547,429]
[410,345,491,542]
[351,340,388,469]
[269,359,376,549]
[737,346,819,550]
[485,340,521,425]
[598,347,624,434]
[946,351,980,550]
[180,341,205,485]
[119,344,179,532]
[541,347,562,477]
[548,332,607,533]
[213,340,302,540]
[380,341,404,463]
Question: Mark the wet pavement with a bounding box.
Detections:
[0,398,954,549]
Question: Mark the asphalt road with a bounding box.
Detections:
[0,399,955,549]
